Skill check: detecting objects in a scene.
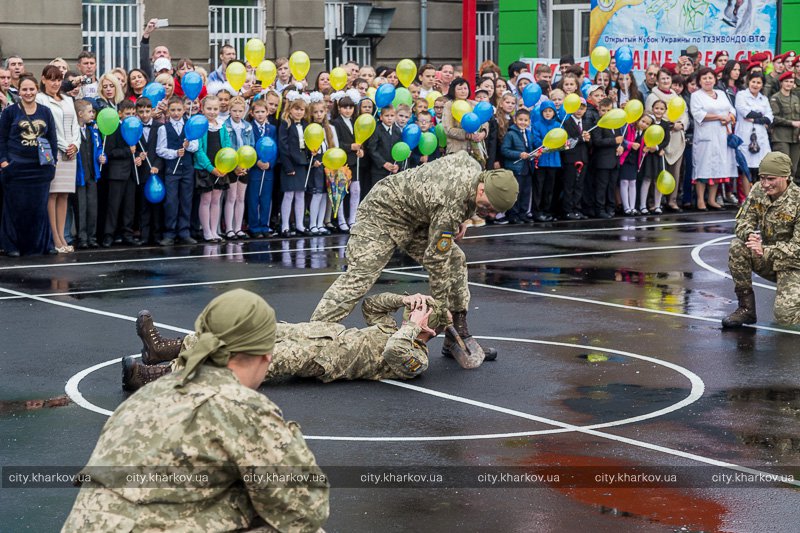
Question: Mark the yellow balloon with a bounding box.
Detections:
[563,93,582,114]
[256,60,276,86]
[596,108,627,129]
[425,90,443,108]
[543,128,568,149]
[396,59,418,88]
[354,114,376,145]
[237,146,257,169]
[367,86,376,102]
[451,99,472,122]
[226,62,247,92]
[289,51,311,81]
[214,147,238,174]
[656,170,676,195]
[591,46,611,72]
[322,148,347,170]
[330,67,347,91]
[304,123,324,152]
[624,99,643,124]
[244,38,265,67]
[667,97,686,122]
[644,124,665,147]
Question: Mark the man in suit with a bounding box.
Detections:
[365,105,402,188]
[135,98,163,245]
[102,101,142,247]
[561,98,591,219]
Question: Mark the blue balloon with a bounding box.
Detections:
[256,136,278,164]
[375,83,396,109]
[184,115,209,141]
[181,71,203,101]
[120,116,143,147]
[581,78,592,88]
[144,174,165,203]
[615,46,634,75]
[461,112,481,134]
[402,123,421,149]
[473,101,494,124]
[581,85,591,98]
[142,82,166,107]
[522,83,542,108]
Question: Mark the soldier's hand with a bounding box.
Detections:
[455,222,468,241]
[403,293,433,309]
[746,239,764,257]
[408,301,436,336]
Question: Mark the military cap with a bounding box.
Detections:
[779,71,795,82]
[685,45,699,57]
[481,169,519,212]
[759,152,792,177]
[750,52,769,63]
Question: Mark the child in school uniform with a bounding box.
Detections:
[73,99,105,249]
[638,101,671,215]
[193,94,231,242]
[330,92,361,231]
[409,112,439,168]
[500,109,534,224]
[561,98,591,220]
[223,96,254,239]
[134,97,164,245]
[306,93,337,235]
[102,100,141,247]
[531,100,561,221]
[589,97,623,218]
[277,91,310,237]
[247,94,279,238]
[618,114,652,216]
[365,104,402,188]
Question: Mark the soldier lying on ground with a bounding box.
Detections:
[123,292,454,391]
[64,289,329,533]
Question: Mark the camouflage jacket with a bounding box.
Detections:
[272,293,428,381]
[63,366,328,533]
[735,181,800,271]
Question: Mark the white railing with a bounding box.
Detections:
[82,1,141,73]
[476,10,496,67]
[209,3,266,69]
[325,1,372,69]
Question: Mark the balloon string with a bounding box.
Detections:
[131,152,139,185]
[99,137,107,172]
[303,159,313,189]
[513,144,544,164]
[259,169,266,197]
[138,141,153,169]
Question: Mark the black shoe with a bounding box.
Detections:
[225,231,237,240]
[565,212,582,220]
[6,250,20,258]
[252,232,264,239]
[101,235,114,248]
[280,229,295,238]
[534,214,549,222]
[493,218,510,225]
[88,239,99,248]
[235,231,249,240]
[577,212,589,219]
[122,237,142,246]
[77,240,89,249]
[598,212,613,219]
[158,237,175,246]
[177,236,197,245]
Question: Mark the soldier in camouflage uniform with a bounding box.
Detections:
[309,151,519,366]
[722,152,800,328]
[124,292,449,390]
[63,289,329,533]
[769,72,800,181]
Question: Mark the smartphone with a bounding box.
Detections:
[156,18,169,28]
[435,71,442,80]
[680,49,688,56]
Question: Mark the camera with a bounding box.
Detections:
[81,76,93,86]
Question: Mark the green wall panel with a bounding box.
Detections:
[498,0,537,68]
[782,4,800,51]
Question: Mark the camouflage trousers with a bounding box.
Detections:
[311,227,470,323]
[728,237,800,324]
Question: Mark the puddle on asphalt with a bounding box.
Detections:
[561,383,689,422]
[718,387,800,458]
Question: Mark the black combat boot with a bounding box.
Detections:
[721,288,757,328]
[136,310,183,364]
[122,356,172,391]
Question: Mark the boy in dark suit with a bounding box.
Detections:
[500,109,533,224]
[589,98,623,218]
[365,104,401,188]
[561,98,591,220]
[102,100,141,247]
[135,97,163,245]
[73,99,105,248]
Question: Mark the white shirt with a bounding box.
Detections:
[155,119,199,159]
[296,123,305,149]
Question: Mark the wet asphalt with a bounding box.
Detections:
[1,211,799,532]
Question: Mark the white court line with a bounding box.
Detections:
[462,218,734,239]
[691,234,777,291]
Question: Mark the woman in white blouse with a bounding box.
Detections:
[734,72,773,199]
[690,67,737,211]
[36,65,80,253]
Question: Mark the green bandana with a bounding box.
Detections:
[175,289,276,387]
[480,169,519,212]
[402,298,449,330]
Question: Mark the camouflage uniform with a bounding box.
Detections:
[729,181,800,324]
[63,365,329,533]
[311,152,482,323]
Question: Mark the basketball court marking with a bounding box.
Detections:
[691,235,777,291]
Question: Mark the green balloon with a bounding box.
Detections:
[392,87,413,108]
[391,141,411,162]
[96,107,120,136]
[418,132,438,156]
[434,123,447,148]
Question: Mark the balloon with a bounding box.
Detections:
[142,82,165,107]
[451,99,472,122]
[656,170,676,195]
[120,116,143,146]
[425,90,443,108]
[392,87,413,108]
[144,174,165,203]
[615,45,634,75]
[434,123,447,148]
[375,83,396,108]
[244,38,265,67]
[237,145,257,169]
[181,71,203,101]
[256,60,276,86]
[96,107,120,136]
[354,114,377,144]
[644,124,665,147]
[391,141,411,162]
[226,62,246,92]
[624,99,644,124]
[402,123,421,149]
[304,123,324,152]
[667,97,686,122]
[366,86,377,102]
[596,108,627,129]
[461,112,481,134]
[322,147,347,170]
[542,128,567,149]
[330,67,347,91]
[581,85,591,99]
[563,93,582,114]
[256,136,278,164]
[474,101,494,123]
[591,46,611,72]
[396,59,417,87]
[522,83,542,107]
[289,51,310,81]
[184,115,209,141]
[418,132,438,156]
[214,147,238,174]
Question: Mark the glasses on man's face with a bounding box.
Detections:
[434,105,444,110]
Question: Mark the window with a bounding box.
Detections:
[476,8,496,67]
[209,0,266,69]
[82,0,141,73]
[325,1,372,70]
[548,3,591,59]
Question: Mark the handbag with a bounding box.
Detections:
[24,111,56,166]
[748,131,760,154]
